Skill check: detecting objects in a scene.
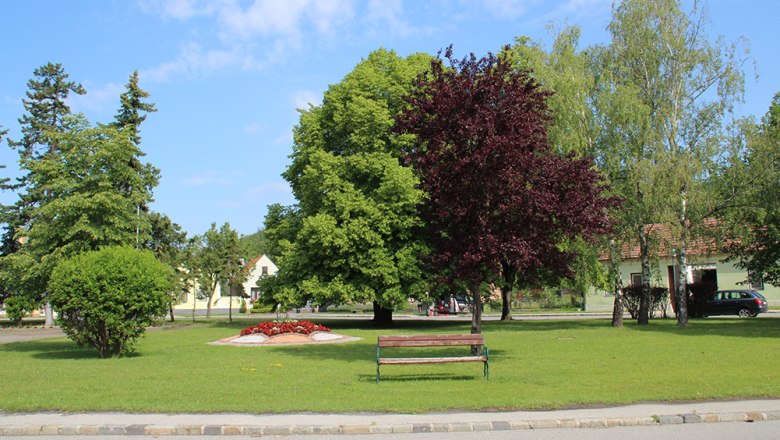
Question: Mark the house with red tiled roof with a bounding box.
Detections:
[587,221,779,311]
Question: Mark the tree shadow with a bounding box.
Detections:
[1,340,101,359]
[370,374,483,383]
[484,316,780,338]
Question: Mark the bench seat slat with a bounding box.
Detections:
[379,356,487,365]
[378,334,484,348]
[376,334,489,383]
[379,340,482,348]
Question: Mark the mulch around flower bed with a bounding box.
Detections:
[209,331,361,346]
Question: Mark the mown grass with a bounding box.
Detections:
[1,317,778,413]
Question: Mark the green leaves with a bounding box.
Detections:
[49,246,173,357]
[264,49,431,312]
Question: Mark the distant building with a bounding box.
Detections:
[587,221,779,311]
[173,254,278,313]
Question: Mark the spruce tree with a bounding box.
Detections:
[9,62,85,159]
[113,70,156,145]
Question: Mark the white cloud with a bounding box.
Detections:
[243,122,265,134]
[139,0,356,82]
[364,0,433,38]
[482,0,539,20]
[290,89,320,111]
[68,82,125,115]
[217,0,354,41]
[141,42,263,83]
[182,170,232,186]
[524,0,611,28]
[250,182,292,195]
[137,0,228,20]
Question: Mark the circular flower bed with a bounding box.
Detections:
[240,320,330,337]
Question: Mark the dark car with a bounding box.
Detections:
[700,289,768,318]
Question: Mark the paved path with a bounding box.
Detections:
[0,327,64,345]
[1,400,779,436]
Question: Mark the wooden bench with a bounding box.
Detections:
[376,334,489,383]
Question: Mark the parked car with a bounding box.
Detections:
[699,289,768,318]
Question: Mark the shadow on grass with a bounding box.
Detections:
[484,316,780,339]
[0,340,101,359]
[370,374,483,383]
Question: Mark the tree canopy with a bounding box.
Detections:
[261,49,432,324]
[396,47,617,334]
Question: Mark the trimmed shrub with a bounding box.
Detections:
[49,246,173,358]
[4,295,36,324]
[622,285,669,319]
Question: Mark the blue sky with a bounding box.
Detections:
[1,0,777,237]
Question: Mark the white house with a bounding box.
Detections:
[242,254,279,304]
[172,254,278,313]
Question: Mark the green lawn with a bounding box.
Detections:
[1,317,778,413]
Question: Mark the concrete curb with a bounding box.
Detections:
[1,410,778,436]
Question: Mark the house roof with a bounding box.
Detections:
[243,254,267,273]
[603,219,734,261]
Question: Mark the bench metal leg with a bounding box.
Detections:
[484,347,490,379]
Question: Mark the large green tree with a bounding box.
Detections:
[1,64,161,325]
[721,93,780,287]
[509,26,613,319]
[262,49,431,325]
[607,0,746,326]
[0,119,159,324]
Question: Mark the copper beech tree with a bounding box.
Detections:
[396,48,618,335]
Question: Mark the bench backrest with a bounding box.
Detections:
[378,334,484,348]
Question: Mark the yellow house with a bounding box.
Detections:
[172,254,278,315]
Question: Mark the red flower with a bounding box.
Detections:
[239,320,331,337]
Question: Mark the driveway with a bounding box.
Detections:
[0,326,65,344]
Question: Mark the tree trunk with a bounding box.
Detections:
[676,188,689,327]
[372,302,393,326]
[609,240,624,327]
[206,280,218,319]
[469,281,483,355]
[227,282,233,324]
[44,300,54,326]
[637,226,651,325]
[169,303,175,322]
[500,260,516,321]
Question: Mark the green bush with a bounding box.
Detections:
[4,295,36,324]
[48,246,173,358]
[622,285,669,319]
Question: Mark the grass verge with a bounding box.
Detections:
[1,317,778,413]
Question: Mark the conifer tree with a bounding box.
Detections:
[9,62,85,159]
[113,70,156,145]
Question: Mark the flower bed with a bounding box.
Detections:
[240,320,330,337]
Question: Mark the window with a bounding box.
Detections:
[748,270,764,290]
[250,287,260,301]
[261,266,269,275]
[630,273,642,287]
